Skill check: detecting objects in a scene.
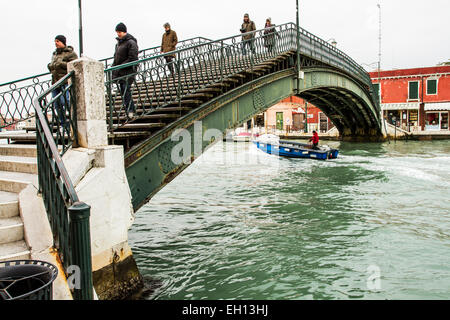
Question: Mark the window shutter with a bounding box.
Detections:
[409,82,419,100]
[427,79,437,95]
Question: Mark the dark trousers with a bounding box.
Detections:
[51,84,69,129]
[241,39,255,55]
[118,80,136,113]
[265,45,274,53]
[164,56,175,75]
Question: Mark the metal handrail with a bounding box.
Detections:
[105,22,377,130]
[0,37,212,87]
[0,36,212,129]
[105,23,372,88]
[33,72,93,300]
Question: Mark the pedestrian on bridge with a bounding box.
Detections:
[240,13,256,55]
[47,35,78,130]
[161,23,178,76]
[263,18,279,53]
[112,22,139,118]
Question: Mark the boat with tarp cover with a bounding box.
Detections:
[253,134,339,160]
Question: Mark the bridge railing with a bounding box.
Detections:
[2,24,377,131]
[104,22,376,129]
[104,23,298,129]
[33,72,93,300]
[0,37,212,130]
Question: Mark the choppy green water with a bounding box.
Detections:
[129,140,450,300]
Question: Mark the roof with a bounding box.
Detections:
[369,65,450,79]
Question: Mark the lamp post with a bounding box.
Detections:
[304,101,308,133]
[296,0,301,93]
[78,0,83,56]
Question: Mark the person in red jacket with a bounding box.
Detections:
[309,131,319,149]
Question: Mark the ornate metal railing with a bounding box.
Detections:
[0,73,52,130]
[4,24,377,132]
[33,72,93,300]
[101,36,213,69]
[1,37,212,130]
[104,22,376,130]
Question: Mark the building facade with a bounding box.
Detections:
[370,66,450,132]
[263,96,334,133]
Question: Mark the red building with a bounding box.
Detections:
[370,66,450,132]
[264,96,334,133]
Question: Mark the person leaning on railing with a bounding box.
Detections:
[161,23,178,76]
[240,13,256,55]
[112,22,139,118]
[47,35,78,131]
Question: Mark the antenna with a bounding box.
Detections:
[377,4,381,76]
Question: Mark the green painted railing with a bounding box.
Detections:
[105,22,378,130]
[33,72,93,300]
[1,37,212,130]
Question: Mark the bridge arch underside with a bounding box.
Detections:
[298,86,380,139]
[125,69,382,210]
[298,68,382,140]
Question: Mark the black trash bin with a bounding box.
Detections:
[0,260,58,300]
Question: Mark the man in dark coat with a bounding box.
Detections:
[47,35,78,130]
[263,18,280,53]
[161,23,178,75]
[240,13,256,55]
[112,22,139,117]
[48,35,78,84]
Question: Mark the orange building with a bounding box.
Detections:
[370,66,450,132]
[263,96,334,133]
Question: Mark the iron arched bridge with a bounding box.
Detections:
[1,22,382,210]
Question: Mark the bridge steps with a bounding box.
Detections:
[0,145,37,262]
[106,51,296,150]
[0,51,295,149]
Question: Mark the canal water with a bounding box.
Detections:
[129,139,450,300]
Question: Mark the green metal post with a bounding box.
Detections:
[69,201,93,300]
[296,0,301,93]
[220,41,224,82]
[304,101,308,133]
[177,52,182,109]
[106,72,113,131]
[78,0,83,57]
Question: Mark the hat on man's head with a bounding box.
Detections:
[55,35,66,46]
[115,22,127,33]
[244,13,249,18]
[163,22,171,28]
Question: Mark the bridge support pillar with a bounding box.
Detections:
[65,57,144,299]
[68,57,108,149]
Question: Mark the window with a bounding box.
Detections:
[373,83,381,103]
[408,81,419,100]
[427,79,437,95]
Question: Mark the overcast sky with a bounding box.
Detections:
[1,0,449,83]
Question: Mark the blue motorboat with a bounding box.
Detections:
[253,134,339,160]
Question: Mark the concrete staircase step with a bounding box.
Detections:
[0,191,19,218]
[0,144,37,158]
[0,240,30,262]
[0,171,37,193]
[0,155,38,174]
[0,217,24,245]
